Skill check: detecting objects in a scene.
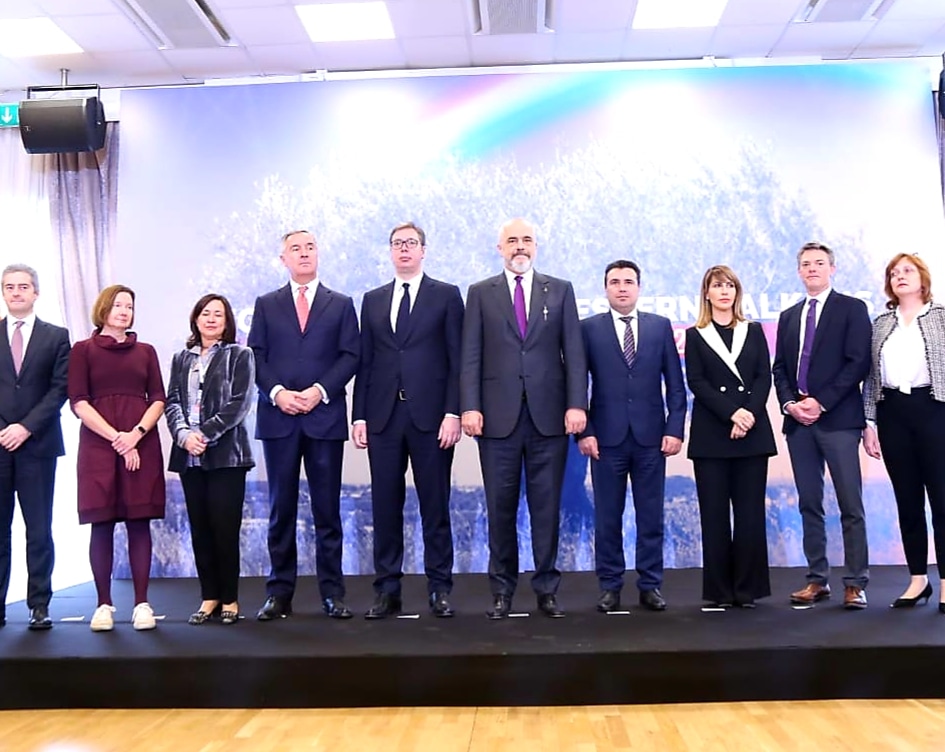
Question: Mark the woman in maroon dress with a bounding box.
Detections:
[68,285,166,632]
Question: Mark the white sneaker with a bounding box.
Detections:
[90,604,116,632]
[132,602,157,631]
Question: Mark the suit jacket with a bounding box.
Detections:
[0,317,71,458]
[352,275,464,434]
[248,282,360,441]
[684,321,776,459]
[772,290,871,434]
[460,271,587,439]
[164,344,256,473]
[581,311,686,448]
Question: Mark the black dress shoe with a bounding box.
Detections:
[537,594,565,618]
[323,597,353,619]
[597,590,621,613]
[364,592,402,619]
[256,595,292,621]
[639,588,667,611]
[28,605,52,631]
[429,592,455,618]
[487,594,512,620]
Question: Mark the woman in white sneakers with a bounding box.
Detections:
[68,285,166,632]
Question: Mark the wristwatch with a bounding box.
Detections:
[135,425,146,436]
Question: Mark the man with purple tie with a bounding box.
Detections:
[460,218,587,619]
[772,242,871,609]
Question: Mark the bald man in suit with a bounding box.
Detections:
[461,218,587,619]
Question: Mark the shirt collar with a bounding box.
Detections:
[808,287,832,305]
[8,312,36,329]
[290,278,319,296]
[610,308,636,323]
[895,301,931,325]
[394,271,424,287]
[504,267,534,286]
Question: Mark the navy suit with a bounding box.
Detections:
[460,272,587,597]
[248,282,359,602]
[0,318,70,619]
[582,311,686,593]
[772,289,871,589]
[352,275,464,597]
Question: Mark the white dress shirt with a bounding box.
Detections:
[503,267,533,319]
[389,272,423,332]
[881,303,931,393]
[610,307,638,349]
[7,311,36,353]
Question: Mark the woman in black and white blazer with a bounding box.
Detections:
[684,266,777,609]
[863,253,945,612]
[165,294,255,625]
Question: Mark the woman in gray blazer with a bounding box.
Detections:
[165,294,255,625]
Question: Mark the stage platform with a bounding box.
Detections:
[1,566,943,709]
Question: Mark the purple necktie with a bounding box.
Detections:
[797,299,818,395]
[11,320,24,375]
[513,275,527,338]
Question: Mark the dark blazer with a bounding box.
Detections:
[772,290,871,434]
[0,318,70,458]
[581,311,686,447]
[352,275,464,433]
[164,344,256,473]
[248,282,360,441]
[460,271,587,439]
[684,322,777,459]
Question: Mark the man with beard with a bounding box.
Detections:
[460,218,587,619]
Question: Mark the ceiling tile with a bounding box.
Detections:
[622,27,716,59]
[709,24,786,57]
[224,6,311,45]
[773,21,875,57]
[469,33,556,66]
[160,46,262,80]
[859,18,941,47]
[55,13,155,52]
[211,0,294,7]
[882,0,945,21]
[401,35,471,68]
[37,0,118,13]
[388,0,468,38]
[0,1,47,20]
[318,39,407,71]
[554,0,634,34]
[719,0,802,25]
[246,42,325,73]
[553,31,625,62]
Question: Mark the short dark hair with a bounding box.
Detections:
[797,241,836,266]
[604,260,641,286]
[186,294,238,349]
[91,285,135,332]
[1,264,40,293]
[389,222,426,246]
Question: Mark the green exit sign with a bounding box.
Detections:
[0,103,19,128]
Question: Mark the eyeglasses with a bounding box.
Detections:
[391,238,420,250]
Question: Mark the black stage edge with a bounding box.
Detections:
[2,566,944,709]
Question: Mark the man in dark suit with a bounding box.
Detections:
[578,260,686,612]
[248,230,360,620]
[772,241,871,609]
[352,222,464,619]
[461,217,587,619]
[0,264,70,630]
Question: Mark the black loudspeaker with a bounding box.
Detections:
[18,97,106,154]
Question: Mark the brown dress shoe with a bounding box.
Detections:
[843,586,867,610]
[790,583,831,605]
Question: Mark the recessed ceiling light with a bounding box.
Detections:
[0,18,83,57]
[632,0,729,30]
[295,2,395,43]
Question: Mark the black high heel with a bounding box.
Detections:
[890,582,932,608]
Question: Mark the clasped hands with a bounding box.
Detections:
[111,430,142,472]
[275,386,322,415]
[785,397,822,427]
[730,407,755,440]
[0,423,31,452]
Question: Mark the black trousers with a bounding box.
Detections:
[877,388,945,577]
[693,455,771,604]
[180,466,248,604]
[478,402,568,598]
[367,400,454,596]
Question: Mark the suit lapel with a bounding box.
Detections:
[810,290,834,359]
[695,321,748,383]
[306,283,331,336]
[603,313,627,367]
[378,281,397,342]
[398,276,428,345]
[784,301,803,375]
[18,319,47,377]
[524,274,549,345]
[491,274,520,340]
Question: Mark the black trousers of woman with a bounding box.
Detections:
[180,466,248,604]
[877,388,945,576]
[693,456,771,605]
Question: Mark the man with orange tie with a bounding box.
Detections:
[248,230,360,621]
[0,264,71,630]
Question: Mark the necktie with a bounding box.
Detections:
[11,320,24,375]
[797,299,818,394]
[513,275,527,338]
[619,315,635,369]
[296,285,310,331]
[395,282,411,338]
